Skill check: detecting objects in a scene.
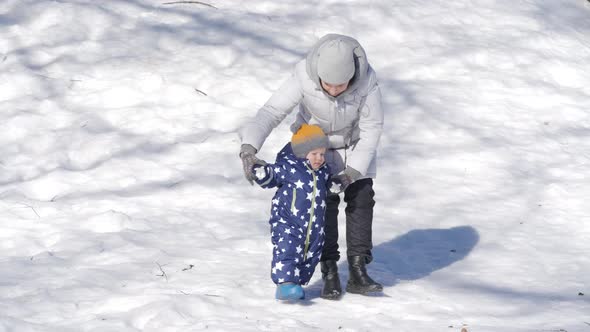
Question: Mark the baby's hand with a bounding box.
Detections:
[328,178,344,195]
[254,166,268,180]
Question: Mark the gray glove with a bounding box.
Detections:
[329,166,362,195]
[239,144,267,185]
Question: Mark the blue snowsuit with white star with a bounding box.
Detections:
[253,143,331,285]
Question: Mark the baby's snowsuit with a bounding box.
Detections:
[254,143,330,285]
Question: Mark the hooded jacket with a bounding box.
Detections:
[240,34,384,178]
[253,143,330,284]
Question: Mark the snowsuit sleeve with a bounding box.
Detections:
[239,71,304,152]
[346,79,384,176]
[252,161,292,189]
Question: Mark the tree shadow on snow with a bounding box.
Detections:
[306,225,479,300]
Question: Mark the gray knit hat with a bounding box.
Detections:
[317,39,355,85]
[291,124,329,159]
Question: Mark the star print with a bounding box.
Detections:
[294,180,304,189]
[294,268,300,277]
[296,245,302,254]
[275,261,284,271]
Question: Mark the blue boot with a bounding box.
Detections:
[275,282,305,300]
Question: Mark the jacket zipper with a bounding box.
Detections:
[291,187,297,214]
[303,165,317,260]
[331,99,337,133]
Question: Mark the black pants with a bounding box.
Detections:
[322,178,375,263]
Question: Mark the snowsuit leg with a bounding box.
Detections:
[270,223,325,285]
[344,178,375,262]
[298,233,324,284]
[270,224,301,284]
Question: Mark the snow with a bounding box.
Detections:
[1,0,589,331]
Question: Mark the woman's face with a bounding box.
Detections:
[321,80,349,97]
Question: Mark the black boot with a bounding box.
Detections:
[346,256,383,294]
[320,260,342,300]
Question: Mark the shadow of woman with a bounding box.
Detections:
[307,226,479,298]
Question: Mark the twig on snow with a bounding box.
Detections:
[162,1,217,9]
[182,264,194,271]
[29,206,40,218]
[194,88,207,96]
[156,262,168,281]
[20,203,40,219]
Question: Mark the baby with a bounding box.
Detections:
[252,124,331,300]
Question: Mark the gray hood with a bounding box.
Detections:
[305,34,369,98]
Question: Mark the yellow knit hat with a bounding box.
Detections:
[291,124,329,158]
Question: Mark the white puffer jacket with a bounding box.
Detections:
[240,34,384,178]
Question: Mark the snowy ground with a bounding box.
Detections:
[1,0,589,331]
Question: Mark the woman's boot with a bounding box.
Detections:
[346,256,383,294]
[320,260,342,300]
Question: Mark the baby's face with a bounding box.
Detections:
[306,147,326,170]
